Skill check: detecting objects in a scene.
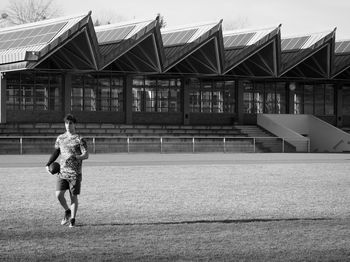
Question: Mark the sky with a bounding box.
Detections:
[1,0,350,39]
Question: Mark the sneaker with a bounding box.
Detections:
[69,218,76,228]
[61,209,71,225]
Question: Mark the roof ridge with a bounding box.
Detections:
[223,25,279,35]
[94,17,155,31]
[161,20,219,33]
[0,12,88,34]
[282,29,334,39]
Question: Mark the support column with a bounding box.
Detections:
[183,78,190,125]
[125,75,133,124]
[236,81,244,124]
[64,73,72,115]
[0,73,7,123]
[336,84,343,127]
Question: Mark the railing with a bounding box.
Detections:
[0,136,310,154]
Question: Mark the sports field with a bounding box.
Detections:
[1,153,350,261]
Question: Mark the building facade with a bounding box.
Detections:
[0,13,350,126]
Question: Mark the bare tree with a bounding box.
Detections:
[92,9,126,27]
[223,17,250,31]
[157,13,166,28]
[3,0,62,25]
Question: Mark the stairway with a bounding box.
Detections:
[0,123,282,154]
[235,125,283,152]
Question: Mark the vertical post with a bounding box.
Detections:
[93,137,96,154]
[336,84,343,127]
[160,137,163,153]
[223,137,226,153]
[125,75,133,124]
[127,137,130,153]
[253,137,256,153]
[64,73,72,115]
[183,78,190,125]
[0,72,7,123]
[20,137,23,155]
[282,138,285,153]
[307,139,310,153]
[192,137,195,153]
[236,81,244,124]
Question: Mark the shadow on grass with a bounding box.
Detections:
[77,217,331,228]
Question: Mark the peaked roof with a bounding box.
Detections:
[280,29,336,78]
[333,40,350,79]
[1,14,350,80]
[97,17,163,72]
[223,25,280,76]
[0,12,99,71]
[162,21,223,74]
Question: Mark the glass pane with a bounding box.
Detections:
[254,83,264,114]
[264,84,275,113]
[145,87,156,112]
[304,85,313,114]
[276,82,286,114]
[189,91,200,112]
[325,84,334,115]
[314,84,325,115]
[132,88,143,112]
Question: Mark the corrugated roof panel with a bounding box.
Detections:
[223,26,277,49]
[0,45,44,64]
[95,18,154,44]
[0,13,89,65]
[161,21,218,47]
[281,30,333,52]
[335,40,350,53]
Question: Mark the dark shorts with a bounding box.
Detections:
[56,177,81,195]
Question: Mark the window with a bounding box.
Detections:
[189,79,235,113]
[6,71,62,111]
[132,76,182,112]
[293,83,335,115]
[243,81,286,114]
[71,74,124,112]
[342,86,350,115]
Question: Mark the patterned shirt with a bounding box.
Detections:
[55,132,88,180]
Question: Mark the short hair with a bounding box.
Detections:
[64,114,77,123]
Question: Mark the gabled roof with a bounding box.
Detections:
[280,29,336,78]
[223,25,280,77]
[332,40,350,79]
[162,21,223,74]
[97,17,164,72]
[0,12,99,71]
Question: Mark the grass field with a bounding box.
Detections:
[1,153,350,261]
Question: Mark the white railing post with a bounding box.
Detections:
[20,137,23,155]
[192,137,195,153]
[93,137,96,154]
[160,137,163,153]
[282,138,285,153]
[223,137,226,153]
[127,137,130,153]
[253,137,256,153]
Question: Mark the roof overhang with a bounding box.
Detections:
[163,21,224,75]
[223,26,281,77]
[279,30,336,79]
[99,18,164,73]
[332,54,350,79]
[0,12,100,72]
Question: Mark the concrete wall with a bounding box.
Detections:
[257,114,309,152]
[258,114,350,152]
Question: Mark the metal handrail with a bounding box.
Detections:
[0,135,310,154]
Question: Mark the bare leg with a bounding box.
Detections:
[69,192,78,219]
[55,190,69,211]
